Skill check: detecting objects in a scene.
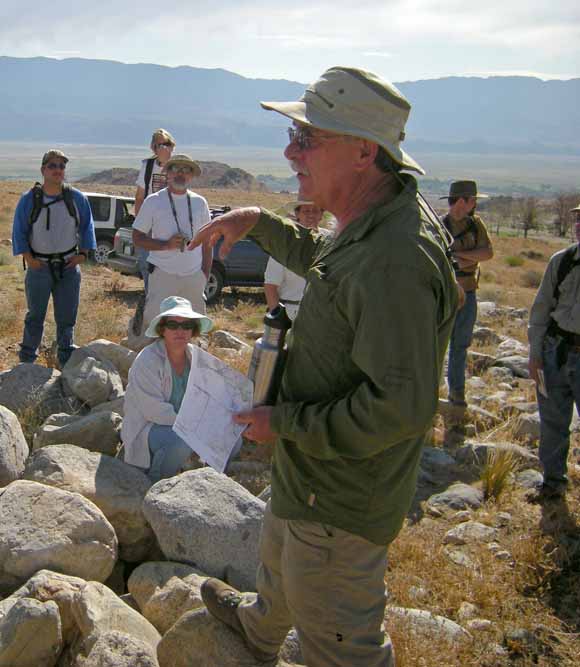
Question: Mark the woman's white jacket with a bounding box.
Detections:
[122,339,194,469]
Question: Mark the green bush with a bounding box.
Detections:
[504,255,525,267]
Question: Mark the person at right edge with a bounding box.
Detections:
[191,67,459,667]
[440,180,493,409]
[528,203,580,500]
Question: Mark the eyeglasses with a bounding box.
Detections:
[45,162,66,170]
[167,165,194,175]
[163,319,197,331]
[155,142,173,149]
[287,126,342,151]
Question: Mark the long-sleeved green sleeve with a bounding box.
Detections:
[249,209,327,278]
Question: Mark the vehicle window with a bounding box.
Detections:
[88,196,111,222]
[115,200,134,227]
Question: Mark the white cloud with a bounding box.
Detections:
[363,52,394,59]
[0,0,578,82]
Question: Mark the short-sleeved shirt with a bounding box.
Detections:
[136,158,167,195]
[132,189,211,276]
[12,186,96,256]
[442,213,492,292]
[264,257,306,320]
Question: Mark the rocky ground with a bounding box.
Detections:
[0,302,579,665]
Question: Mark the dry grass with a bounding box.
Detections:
[481,448,520,500]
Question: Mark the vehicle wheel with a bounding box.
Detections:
[205,267,224,304]
[93,239,113,265]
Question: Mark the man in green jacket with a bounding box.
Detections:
[193,67,458,667]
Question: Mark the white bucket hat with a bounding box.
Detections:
[144,296,212,338]
[261,66,424,175]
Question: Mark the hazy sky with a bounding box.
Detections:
[1,0,578,83]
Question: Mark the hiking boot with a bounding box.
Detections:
[201,578,278,664]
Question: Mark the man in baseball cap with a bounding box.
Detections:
[41,149,69,166]
[440,180,493,411]
[194,67,458,666]
[12,149,95,368]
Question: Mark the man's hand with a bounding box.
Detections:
[454,255,473,269]
[189,207,261,259]
[234,406,276,444]
[66,254,87,268]
[165,233,185,251]
[456,282,466,309]
[528,357,543,384]
[25,256,43,270]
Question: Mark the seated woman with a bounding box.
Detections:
[122,295,212,482]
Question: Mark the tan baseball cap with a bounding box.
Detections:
[260,66,424,175]
[41,149,69,166]
[570,204,580,213]
[164,153,201,177]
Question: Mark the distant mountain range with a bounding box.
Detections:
[1,56,579,157]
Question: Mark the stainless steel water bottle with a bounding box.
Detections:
[248,305,292,406]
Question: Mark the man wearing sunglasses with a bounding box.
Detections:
[11,149,95,369]
[193,67,458,667]
[130,154,212,349]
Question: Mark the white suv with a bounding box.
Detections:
[84,192,135,264]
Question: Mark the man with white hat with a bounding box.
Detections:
[440,180,494,410]
[131,154,212,347]
[528,203,580,499]
[193,66,458,666]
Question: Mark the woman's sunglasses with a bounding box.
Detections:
[163,320,197,331]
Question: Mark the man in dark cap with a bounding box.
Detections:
[440,180,493,409]
[192,67,458,666]
[12,149,95,368]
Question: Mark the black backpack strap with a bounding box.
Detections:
[553,245,580,302]
[144,158,155,197]
[61,184,79,229]
[447,215,479,245]
[28,182,45,225]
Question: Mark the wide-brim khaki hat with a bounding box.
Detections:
[260,66,424,175]
[164,154,202,178]
[439,180,489,199]
[279,200,314,215]
[41,149,69,166]
[144,296,212,338]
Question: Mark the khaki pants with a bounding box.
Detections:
[142,267,207,334]
[238,503,394,667]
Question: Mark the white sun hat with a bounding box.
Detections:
[144,295,212,338]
